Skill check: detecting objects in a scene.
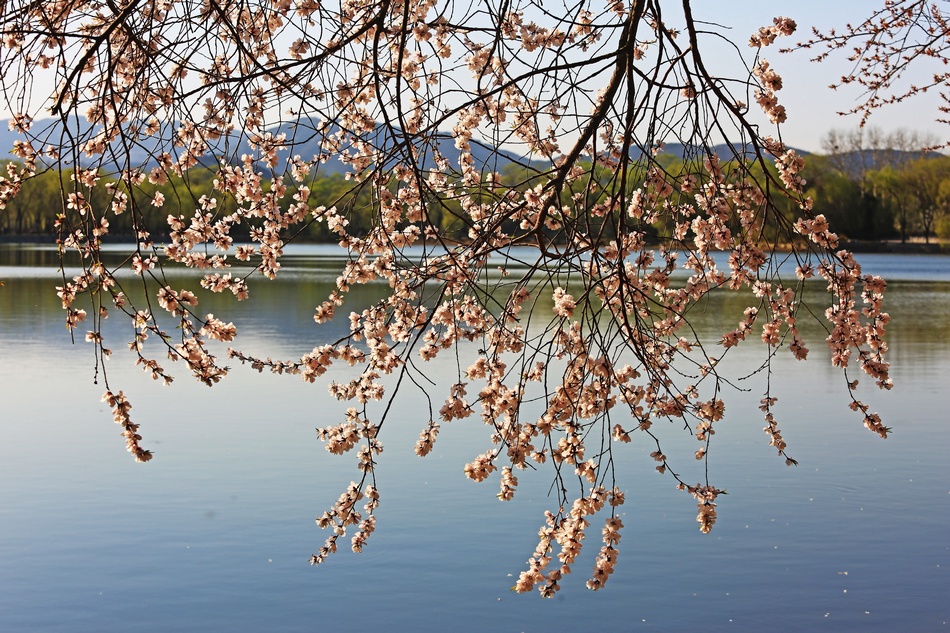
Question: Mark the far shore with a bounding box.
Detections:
[840,239,950,254]
[2,233,948,255]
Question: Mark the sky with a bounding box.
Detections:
[706,1,950,152]
[2,1,947,154]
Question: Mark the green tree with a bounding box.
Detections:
[868,165,918,244]
[804,154,891,241]
[903,156,950,244]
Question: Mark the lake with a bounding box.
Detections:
[1,244,948,631]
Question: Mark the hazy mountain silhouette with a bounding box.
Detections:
[2,116,818,174]
[820,148,937,180]
[0,116,539,175]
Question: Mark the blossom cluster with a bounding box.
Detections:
[0,2,896,595]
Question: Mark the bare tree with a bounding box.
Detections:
[821,126,938,182]
[0,1,896,594]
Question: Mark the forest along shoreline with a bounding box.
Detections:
[1,234,949,255]
[839,240,950,254]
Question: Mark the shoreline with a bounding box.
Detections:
[840,240,950,255]
[2,234,948,255]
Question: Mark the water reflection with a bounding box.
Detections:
[5,243,947,363]
[0,244,948,631]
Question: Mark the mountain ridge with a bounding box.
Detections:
[0,116,818,173]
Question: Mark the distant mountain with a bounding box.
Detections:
[819,148,939,180]
[638,142,811,160]
[0,116,538,176]
[1,116,809,174]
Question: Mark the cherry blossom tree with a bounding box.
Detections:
[0,0,897,595]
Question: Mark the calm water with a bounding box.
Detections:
[1,244,948,632]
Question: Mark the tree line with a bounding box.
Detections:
[3,133,947,244]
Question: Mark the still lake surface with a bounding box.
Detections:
[1,244,948,632]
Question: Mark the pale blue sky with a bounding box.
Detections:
[706,1,950,151]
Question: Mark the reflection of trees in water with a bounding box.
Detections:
[6,246,946,365]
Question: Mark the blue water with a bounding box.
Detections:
[0,245,948,631]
